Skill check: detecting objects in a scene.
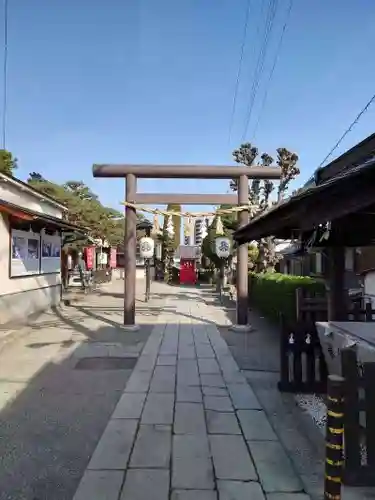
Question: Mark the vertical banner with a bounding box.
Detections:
[110,248,117,268]
[85,246,95,270]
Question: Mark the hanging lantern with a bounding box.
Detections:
[166,215,174,237]
[215,215,224,235]
[215,236,231,259]
[139,237,154,259]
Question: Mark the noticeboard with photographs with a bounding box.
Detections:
[40,233,62,274]
[10,229,41,277]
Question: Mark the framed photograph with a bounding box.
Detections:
[10,229,40,277]
[42,241,52,258]
[52,244,61,258]
[28,238,39,259]
[40,234,62,274]
[12,236,27,260]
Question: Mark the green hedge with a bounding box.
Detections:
[249,272,326,324]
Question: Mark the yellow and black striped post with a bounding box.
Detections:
[325,374,345,500]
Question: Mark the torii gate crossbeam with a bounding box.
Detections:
[93,164,281,331]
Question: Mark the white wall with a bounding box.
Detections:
[0,179,63,218]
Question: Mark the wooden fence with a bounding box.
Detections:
[341,348,375,486]
[277,315,328,393]
[296,288,327,322]
[278,289,375,394]
[279,288,375,486]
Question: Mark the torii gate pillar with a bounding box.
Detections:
[124,174,138,329]
[233,174,251,331]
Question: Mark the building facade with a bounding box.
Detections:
[194,217,213,246]
[0,173,82,325]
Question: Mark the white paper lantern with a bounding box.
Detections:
[215,237,231,258]
[139,237,155,259]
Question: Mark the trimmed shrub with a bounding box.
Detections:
[249,272,325,324]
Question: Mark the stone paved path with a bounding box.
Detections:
[73,288,309,500]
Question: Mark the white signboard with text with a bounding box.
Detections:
[11,229,41,277]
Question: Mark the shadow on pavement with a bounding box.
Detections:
[0,294,156,500]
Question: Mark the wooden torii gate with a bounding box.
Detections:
[93,164,281,330]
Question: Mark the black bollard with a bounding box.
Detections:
[324,374,345,500]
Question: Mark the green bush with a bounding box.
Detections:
[249,272,325,324]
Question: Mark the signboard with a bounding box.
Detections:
[10,229,41,277]
[110,248,117,268]
[97,252,108,266]
[40,232,61,274]
[178,245,201,260]
[85,246,95,270]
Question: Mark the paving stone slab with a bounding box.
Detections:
[150,365,176,393]
[135,355,157,371]
[216,356,239,373]
[209,434,257,481]
[177,360,200,386]
[206,411,241,435]
[226,383,261,410]
[112,393,146,419]
[177,385,202,403]
[178,346,196,359]
[124,370,153,393]
[204,396,234,412]
[141,393,175,424]
[173,434,211,459]
[73,470,124,500]
[195,344,215,358]
[130,424,172,468]
[159,344,178,356]
[171,490,217,500]
[198,358,221,374]
[248,441,303,493]
[237,410,278,441]
[222,370,247,384]
[120,469,169,500]
[202,386,228,397]
[179,333,195,344]
[172,434,214,489]
[266,494,310,500]
[200,374,226,387]
[157,355,177,366]
[174,402,207,434]
[172,456,214,490]
[218,480,266,500]
[193,336,210,345]
[87,419,138,470]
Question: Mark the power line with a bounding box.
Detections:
[251,0,294,141]
[318,92,375,169]
[228,0,252,145]
[2,0,9,149]
[241,0,278,141]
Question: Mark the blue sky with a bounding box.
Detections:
[2,0,375,217]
